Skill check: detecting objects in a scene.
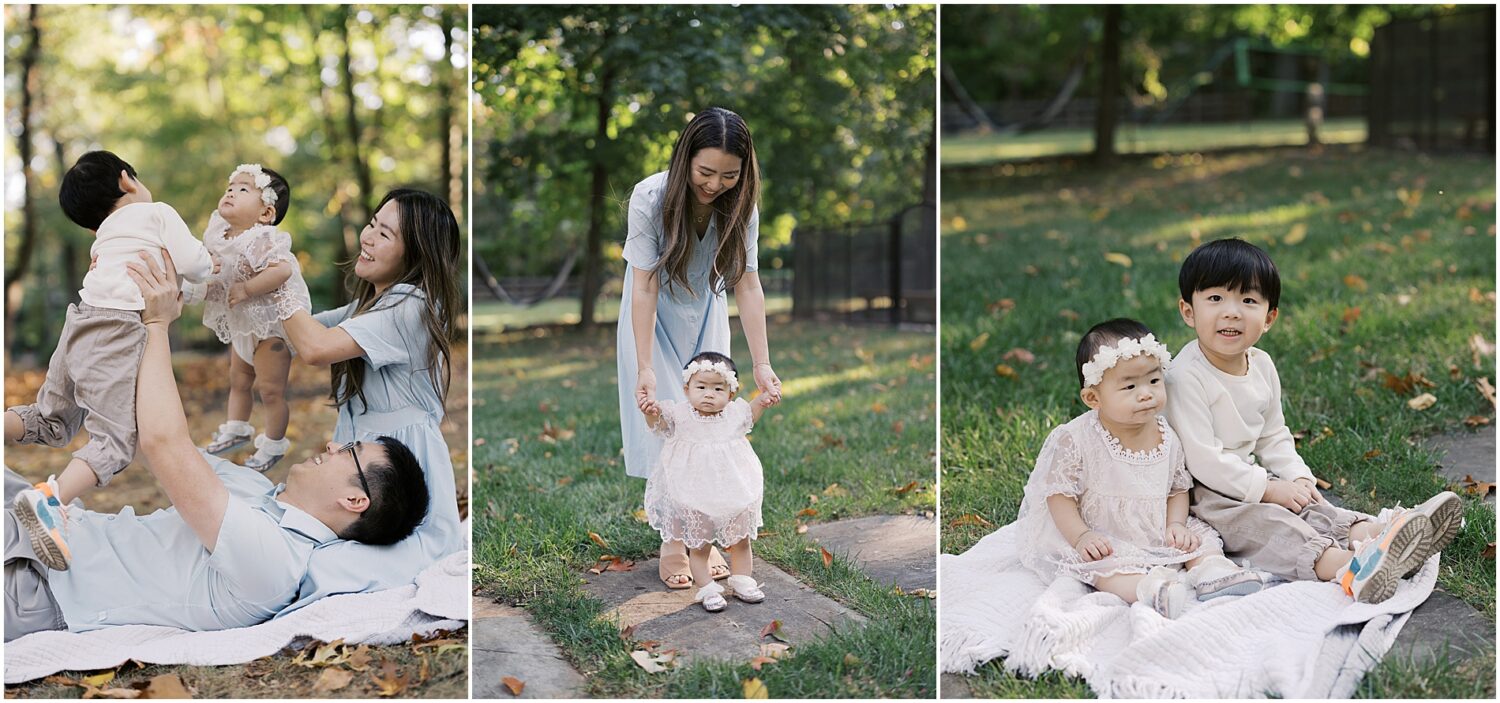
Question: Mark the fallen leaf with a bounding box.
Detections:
[870,401,888,414]
[1002,348,1036,364]
[313,668,354,694]
[796,507,818,518]
[820,547,834,569]
[1363,449,1383,460]
[988,298,1016,315]
[748,656,778,671]
[83,672,117,688]
[821,483,850,498]
[994,364,1017,379]
[1477,377,1496,407]
[588,532,609,549]
[1483,543,1495,559]
[620,623,638,639]
[893,480,918,495]
[1316,478,1333,490]
[890,420,905,434]
[371,659,412,697]
[968,332,990,351]
[1284,223,1308,245]
[760,620,789,643]
[501,676,525,696]
[1103,252,1133,268]
[948,514,993,528]
[759,642,791,659]
[743,677,770,699]
[632,508,649,523]
[1343,274,1368,292]
[345,645,373,672]
[137,674,191,699]
[1408,393,1437,410]
[1464,415,1491,427]
[629,650,676,674]
[795,523,808,534]
[844,653,863,667]
[82,686,140,699]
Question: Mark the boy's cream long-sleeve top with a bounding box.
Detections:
[82,201,214,310]
[1164,340,1314,503]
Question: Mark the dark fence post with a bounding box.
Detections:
[889,210,902,325]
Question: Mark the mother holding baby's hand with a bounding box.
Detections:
[276,188,464,610]
[617,107,783,590]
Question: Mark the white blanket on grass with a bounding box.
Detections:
[940,525,1437,698]
[4,550,470,684]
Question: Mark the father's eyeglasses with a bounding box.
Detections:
[339,440,371,498]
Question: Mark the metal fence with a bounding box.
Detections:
[791,202,936,326]
[1368,7,1495,152]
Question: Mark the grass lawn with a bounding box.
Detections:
[939,144,1495,698]
[471,317,937,698]
[471,292,792,333]
[941,117,1367,166]
[3,346,471,699]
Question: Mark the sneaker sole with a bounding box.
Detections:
[205,437,252,455]
[1351,514,1428,604]
[245,456,283,473]
[1403,493,1465,578]
[1195,573,1264,600]
[14,498,69,572]
[732,592,765,603]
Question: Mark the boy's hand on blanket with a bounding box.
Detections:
[1165,522,1200,551]
[1074,530,1113,561]
[1264,479,1315,514]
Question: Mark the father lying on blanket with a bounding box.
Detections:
[3,252,429,641]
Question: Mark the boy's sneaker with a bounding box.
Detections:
[12,477,71,571]
[1186,555,1265,600]
[1337,510,1429,604]
[205,421,254,455]
[1396,491,1465,578]
[1135,566,1188,618]
[244,434,290,473]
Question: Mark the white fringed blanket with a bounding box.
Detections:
[940,525,1436,698]
[4,550,469,684]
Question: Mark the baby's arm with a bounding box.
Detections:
[155,204,215,283]
[1046,494,1112,561]
[748,391,777,423]
[229,232,297,306]
[229,262,294,306]
[1164,491,1200,551]
[641,401,664,429]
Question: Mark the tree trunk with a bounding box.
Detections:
[6,5,42,361]
[578,69,614,330]
[1091,4,1122,164]
[340,8,374,225]
[440,7,463,217]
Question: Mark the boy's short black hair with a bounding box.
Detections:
[59,151,137,230]
[256,166,292,226]
[1076,318,1156,388]
[337,436,429,546]
[1178,238,1282,310]
[685,351,737,378]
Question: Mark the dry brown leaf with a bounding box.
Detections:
[818,434,845,449]
[136,674,192,699]
[948,514,993,528]
[820,547,834,569]
[1103,252,1133,268]
[1002,348,1036,364]
[345,645,373,672]
[1316,478,1333,490]
[312,668,354,694]
[743,677,770,699]
[988,298,1016,315]
[629,650,675,674]
[893,480,919,495]
[1284,223,1308,245]
[760,620,789,643]
[620,623,638,640]
[83,672,118,688]
[1483,542,1496,559]
[759,642,791,659]
[371,659,411,697]
[890,419,905,434]
[1343,274,1368,292]
[796,507,818,518]
[968,332,990,351]
[1408,393,1437,410]
[748,656,779,671]
[81,686,140,699]
[501,676,525,696]
[1477,378,1496,407]
[870,401,888,414]
[1363,449,1383,460]
[994,364,1017,379]
[822,483,850,498]
[1464,415,1491,427]
[588,532,609,549]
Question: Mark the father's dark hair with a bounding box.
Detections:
[1076,318,1156,388]
[256,166,292,226]
[1178,237,1282,311]
[685,351,738,377]
[338,436,429,545]
[60,150,137,230]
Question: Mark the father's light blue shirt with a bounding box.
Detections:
[45,452,336,632]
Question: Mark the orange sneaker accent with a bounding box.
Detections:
[1339,568,1355,596]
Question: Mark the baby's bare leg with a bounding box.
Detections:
[227,351,255,423]
[1347,520,1381,547]
[688,543,714,590]
[1093,572,1148,604]
[1314,546,1354,581]
[726,538,753,577]
[253,339,293,440]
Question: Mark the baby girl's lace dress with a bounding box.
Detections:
[201,212,312,361]
[644,398,764,549]
[1015,409,1221,585]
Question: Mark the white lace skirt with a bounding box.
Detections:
[643,440,764,548]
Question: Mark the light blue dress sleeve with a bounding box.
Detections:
[335,288,428,370]
[744,206,760,273]
[313,302,354,328]
[623,176,664,271]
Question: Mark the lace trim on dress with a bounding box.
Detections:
[1090,413,1170,465]
[689,406,727,421]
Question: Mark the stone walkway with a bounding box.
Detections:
[582,556,866,664]
[470,597,586,699]
[1426,424,1495,506]
[805,514,936,590]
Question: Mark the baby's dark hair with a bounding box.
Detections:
[59,150,138,230]
[239,165,292,225]
[1178,237,1281,310]
[685,351,738,378]
[1076,318,1156,388]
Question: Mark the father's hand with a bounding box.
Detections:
[127,249,183,327]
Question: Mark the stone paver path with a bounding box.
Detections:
[805,514,937,590]
[1426,424,1495,505]
[582,556,866,664]
[471,596,587,699]
[939,672,974,699]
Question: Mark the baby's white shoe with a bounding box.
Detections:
[725,574,765,603]
[695,582,727,612]
[1187,555,1264,600]
[1136,566,1188,619]
[205,421,254,455]
[244,434,290,473]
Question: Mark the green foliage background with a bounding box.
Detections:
[471,4,936,281]
[4,4,468,359]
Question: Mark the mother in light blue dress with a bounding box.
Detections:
[617,108,783,589]
[276,188,465,612]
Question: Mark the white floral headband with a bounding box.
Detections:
[682,359,739,393]
[231,163,279,207]
[1081,334,1172,387]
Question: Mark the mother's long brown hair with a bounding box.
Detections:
[330,189,461,412]
[657,107,760,295]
